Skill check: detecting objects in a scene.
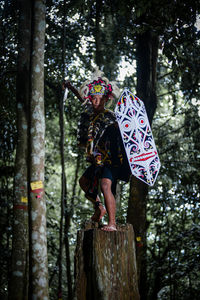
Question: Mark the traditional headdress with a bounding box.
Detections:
[79,68,120,102]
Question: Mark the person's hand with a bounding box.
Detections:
[62,80,84,103]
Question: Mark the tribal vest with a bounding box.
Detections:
[86,109,123,166]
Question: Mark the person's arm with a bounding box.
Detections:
[62,80,84,103]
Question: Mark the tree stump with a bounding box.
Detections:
[74,223,140,300]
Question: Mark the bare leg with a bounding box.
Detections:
[79,175,106,222]
[100,178,117,231]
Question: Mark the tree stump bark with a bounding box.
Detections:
[74,223,140,300]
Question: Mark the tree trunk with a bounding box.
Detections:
[60,0,73,297]
[127,30,159,300]
[136,30,158,124]
[29,0,49,298]
[58,92,65,300]
[58,87,73,299]
[95,0,103,68]
[74,223,140,300]
[8,0,31,298]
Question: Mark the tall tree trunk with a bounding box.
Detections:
[58,91,73,299]
[95,0,103,68]
[64,207,73,299]
[29,0,49,298]
[58,90,65,298]
[58,0,73,296]
[57,1,65,297]
[71,154,81,207]
[127,30,159,300]
[64,155,81,299]
[65,151,81,298]
[136,31,158,124]
[8,0,31,298]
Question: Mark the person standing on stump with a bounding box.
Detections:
[65,69,131,231]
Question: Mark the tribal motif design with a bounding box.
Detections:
[87,78,113,100]
[115,89,161,186]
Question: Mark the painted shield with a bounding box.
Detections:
[115,88,161,186]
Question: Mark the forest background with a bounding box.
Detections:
[0,0,200,299]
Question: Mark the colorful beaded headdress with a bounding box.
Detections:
[79,68,120,102]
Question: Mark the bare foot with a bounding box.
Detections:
[101,224,117,231]
[91,205,106,222]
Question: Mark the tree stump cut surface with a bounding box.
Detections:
[74,223,140,300]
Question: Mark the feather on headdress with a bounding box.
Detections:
[79,68,120,102]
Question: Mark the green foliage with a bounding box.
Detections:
[0,1,17,296]
[147,70,200,299]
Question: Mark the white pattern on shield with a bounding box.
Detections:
[115,88,161,186]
